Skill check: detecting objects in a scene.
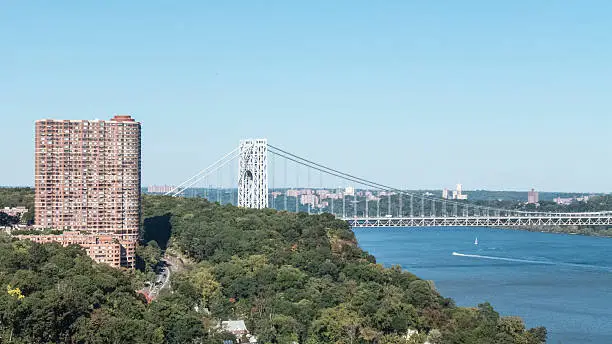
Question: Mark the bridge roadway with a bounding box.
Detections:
[343,212,612,228]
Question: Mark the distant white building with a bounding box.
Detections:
[576,195,591,203]
[553,197,574,205]
[448,184,467,200]
[442,188,449,199]
[552,195,591,205]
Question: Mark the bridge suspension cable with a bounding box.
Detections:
[166,141,612,224]
[267,144,612,218]
[268,144,509,215]
[268,144,516,217]
[165,148,239,197]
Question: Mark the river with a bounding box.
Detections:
[353,227,612,344]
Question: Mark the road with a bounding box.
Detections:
[143,258,172,300]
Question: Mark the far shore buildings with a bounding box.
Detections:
[18,115,141,268]
[442,188,449,199]
[442,184,468,200]
[146,185,176,194]
[344,186,355,196]
[553,195,590,205]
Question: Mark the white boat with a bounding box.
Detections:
[474,237,478,245]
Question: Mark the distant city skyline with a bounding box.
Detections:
[2,1,612,192]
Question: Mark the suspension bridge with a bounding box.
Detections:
[163,139,612,228]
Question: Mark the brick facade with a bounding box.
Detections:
[33,115,141,267]
[17,232,123,267]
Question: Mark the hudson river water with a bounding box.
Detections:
[354,227,612,344]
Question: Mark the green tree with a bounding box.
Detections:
[311,304,363,344]
[527,326,547,343]
[189,265,221,307]
[136,240,162,273]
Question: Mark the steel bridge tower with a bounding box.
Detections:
[237,139,268,209]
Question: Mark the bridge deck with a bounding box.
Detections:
[344,215,612,228]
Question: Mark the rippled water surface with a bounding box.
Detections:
[354,227,612,344]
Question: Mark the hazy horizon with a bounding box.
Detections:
[0,184,604,195]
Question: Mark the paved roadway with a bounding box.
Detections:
[144,258,172,300]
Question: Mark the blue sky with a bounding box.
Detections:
[1,1,611,192]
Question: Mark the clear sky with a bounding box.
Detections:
[1,1,611,192]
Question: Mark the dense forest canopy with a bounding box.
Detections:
[0,235,219,343]
[0,189,548,343]
[142,195,546,343]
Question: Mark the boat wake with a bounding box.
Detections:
[452,252,555,265]
[452,252,611,271]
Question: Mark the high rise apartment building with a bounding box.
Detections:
[33,115,141,267]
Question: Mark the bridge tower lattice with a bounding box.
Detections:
[237,138,268,209]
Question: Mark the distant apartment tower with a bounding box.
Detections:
[34,115,141,267]
[452,184,468,200]
[527,189,539,204]
[442,188,449,199]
